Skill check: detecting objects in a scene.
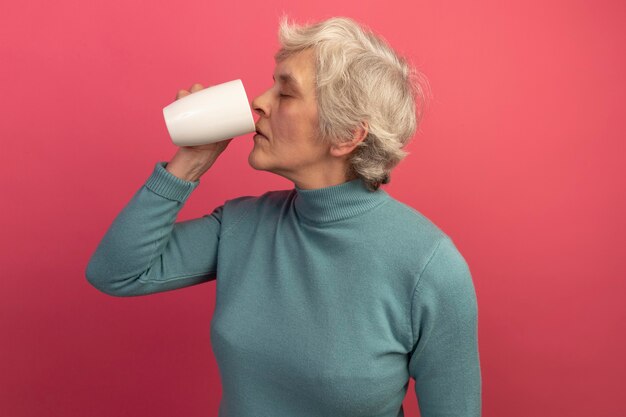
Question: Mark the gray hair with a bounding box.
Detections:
[274,15,431,191]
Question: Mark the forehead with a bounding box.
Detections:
[274,49,316,91]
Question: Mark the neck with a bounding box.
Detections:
[286,158,357,190]
[292,176,390,224]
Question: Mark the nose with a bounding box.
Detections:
[251,88,270,118]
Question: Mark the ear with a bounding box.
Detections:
[329,122,369,157]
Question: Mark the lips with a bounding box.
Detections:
[255,126,268,138]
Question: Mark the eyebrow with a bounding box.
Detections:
[273,72,302,93]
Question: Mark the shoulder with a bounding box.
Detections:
[223,188,294,213]
[411,235,478,333]
[374,196,475,298]
[219,188,294,225]
[373,196,454,268]
[383,197,450,240]
[419,236,473,289]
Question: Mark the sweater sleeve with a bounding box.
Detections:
[408,237,482,417]
[85,161,223,297]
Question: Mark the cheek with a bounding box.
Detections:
[272,102,319,146]
[273,107,303,136]
[276,102,299,119]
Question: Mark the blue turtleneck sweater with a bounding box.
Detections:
[85,161,481,417]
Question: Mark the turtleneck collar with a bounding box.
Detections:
[292,177,390,224]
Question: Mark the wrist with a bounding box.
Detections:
[166,154,215,182]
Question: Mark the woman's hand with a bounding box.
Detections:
[166,83,234,181]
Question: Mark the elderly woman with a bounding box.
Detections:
[86,15,481,417]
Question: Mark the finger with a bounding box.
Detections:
[190,83,204,93]
[176,89,191,100]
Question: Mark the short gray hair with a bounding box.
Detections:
[274,15,431,191]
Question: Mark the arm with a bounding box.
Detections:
[85,161,223,297]
[408,237,482,416]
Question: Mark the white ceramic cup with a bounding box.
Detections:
[162,79,256,146]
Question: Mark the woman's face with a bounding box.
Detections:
[249,48,331,184]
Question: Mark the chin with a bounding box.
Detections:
[248,150,270,172]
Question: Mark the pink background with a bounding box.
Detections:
[1,0,625,416]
